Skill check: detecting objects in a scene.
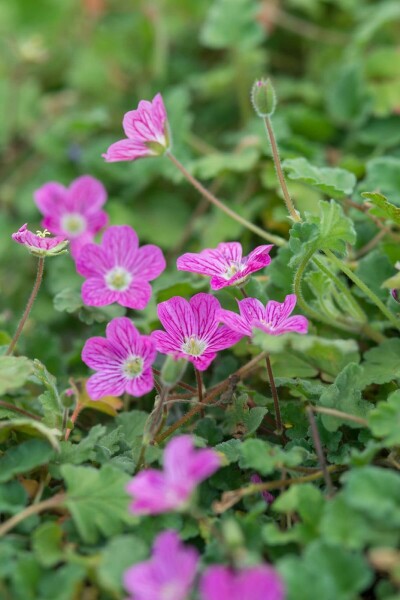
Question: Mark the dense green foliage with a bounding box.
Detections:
[1,0,400,598]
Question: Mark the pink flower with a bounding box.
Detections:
[218,294,308,337]
[12,224,68,257]
[34,175,108,259]
[126,435,221,514]
[76,225,166,310]
[124,530,198,600]
[102,93,170,163]
[200,565,285,600]
[81,317,156,400]
[151,293,243,371]
[177,242,273,290]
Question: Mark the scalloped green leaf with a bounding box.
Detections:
[283,158,356,198]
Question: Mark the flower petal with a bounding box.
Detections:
[207,325,243,352]
[125,368,154,397]
[157,297,195,341]
[76,244,110,277]
[105,317,139,356]
[82,337,118,370]
[102,138,150,162]
[217,242,243,262]
[189,293,220,340]
[34,182,68,216]
[101,225,139,267]
[130,244,166,280]
[86,371,126,400]
[81,278,119,306]
[238,297,266,325]
[68,175,107,212]
[116,280,152,310]
[217,308,252,336]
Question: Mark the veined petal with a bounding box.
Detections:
[265,294,297,326]
[217,242,243,262]
[116,280,152,310]
[34,182,68,216]
[82,337,119,370]
[125,368,154,397]
[105,317,140,356]
[102,138,151,162]
[189,293,220,340]
[86,371,126,400]
[76,244,110,277]
[217,308,252,336]
[130,244,166,280]
[151,330,181,356]
[68,175,107,213]
[207,325,243,352]
[81,278,119,306]
[157,297,195,341]
[101,225,139,267]
[238,297,266,325]
[177,249,231,277]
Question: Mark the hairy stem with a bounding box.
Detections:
[324,249,400,332]
[310,405,368,427]
[265,355,283,435]
[6,257,45,356]
[263,117,300,223]
[0,494,66,537]
[166,152,285,246]
[0,400,41,421]
[152,367,197,393]
[306,406,334,496]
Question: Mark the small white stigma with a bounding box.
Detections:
[181,335,207,357]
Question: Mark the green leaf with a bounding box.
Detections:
[97,535,148,594]
[273,483,325,524]
[319,363,373,431]
[32,360,62,428]
[359,339,400,386]
[341,466,400,528]
[37,564,86,600]
[215,439,242,464]
[283,158,356,198]
[53,288,82,313]
[354,249,394,302]
[278,541,373,600]
[368,390,400,446]
[0,356,33,394]
[200,0,264,50]
[360,157,400,203]
[289,200,356,266]
[362,191,400,225]
[61,464,133,543]
[0,439,54,483]
[239,439,309,475]
[191,147,259,179]
[0,419,61,451]
[0,481,28,515]
[32,522,64,567]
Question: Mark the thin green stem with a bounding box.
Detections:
[166,152,285,246]
[6,257,45,355]
[310,405,368,427]
[306,406,334,496]
[263,116,300,223]
[325,249,400,332]
[265,355,283,435]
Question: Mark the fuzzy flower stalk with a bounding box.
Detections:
[126,435,221,514]
[81,317,156,399]
[177,242,273,290]
[218,294,308,435]
[124,530,198,600]
[7,225,69,356]
[102,93,283,246]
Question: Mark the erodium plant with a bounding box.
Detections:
[3,46,400,599]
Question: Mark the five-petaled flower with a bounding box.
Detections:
[217,294,308,337]
[200,565,285,600]
[81,317,156,400]
[12,224,68,257]
[34,175,108,259]
[102,93,170,162]
[126,435,221,514]
[76,225,166,310]
[151,293,243,371]
[124,530,199,600]
[177,242,273,290]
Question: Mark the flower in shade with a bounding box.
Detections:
[177,242,273,290]
[76,225,166,310]
[250,474,274,504]
[126,435,221,515]
[34,175,108,259]
[124,530,198,600]
[217,294,308,337]
[12,224,68,257]
[102,93,170,162]
[81,317,156,400]
[151,293,243,371]
[200,565,285,600]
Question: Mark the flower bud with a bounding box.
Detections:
[251,78,276,117]
[160,356,188,388]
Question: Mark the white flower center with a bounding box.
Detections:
[122,355,144,378]
[105,267,132,292]
[181,335,207,357]
[161,583,182,600]
[223,261,249,286]
[60,213,86,237]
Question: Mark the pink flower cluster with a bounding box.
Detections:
[124,529,285,600]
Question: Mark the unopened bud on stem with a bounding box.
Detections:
[160,356,188,388]
[251,78,276,117]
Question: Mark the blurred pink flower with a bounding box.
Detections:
[218,294,308,337]
[34,175,108,259]
[126,435,221,514]
[102,93,170,162]
[177,242,273,290]
[12,224,68,257]
[200,565,285,600]
[250,474,274,504]
[151,293,243,371]
[76,225,166,310]
[124,530,198,600]
[81,317,156,399]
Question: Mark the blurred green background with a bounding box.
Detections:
[1,0,400,381]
